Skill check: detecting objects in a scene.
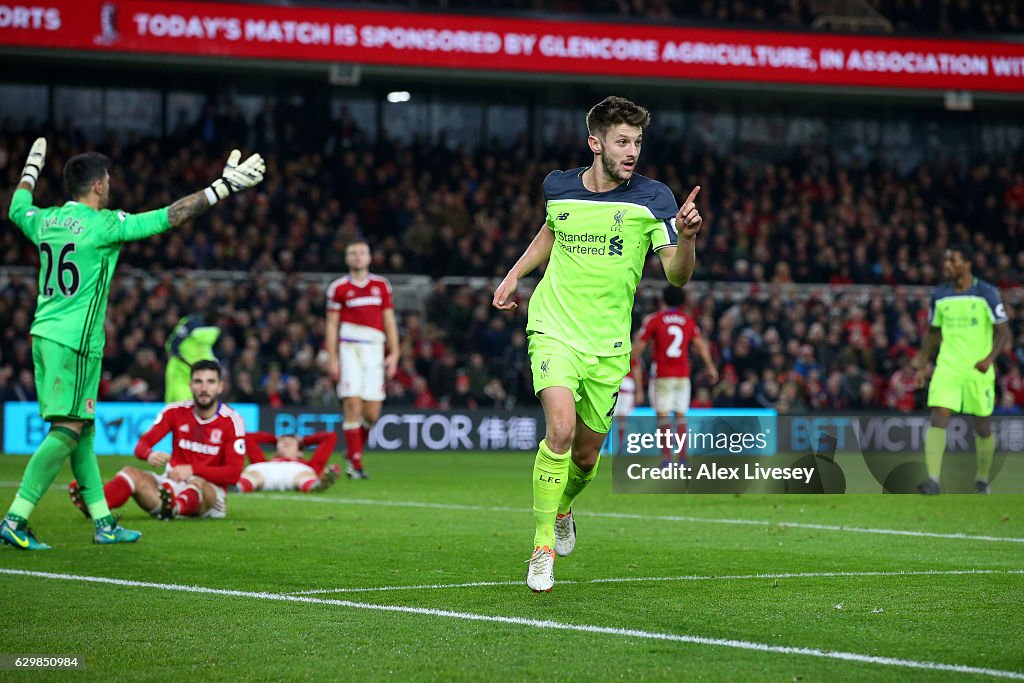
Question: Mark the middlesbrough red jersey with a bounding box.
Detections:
[244,431,338,476]
[326,274,393,344]
[639,308,700,379]
[134,401,247,488]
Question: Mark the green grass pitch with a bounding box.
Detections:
[0,452,1022,682]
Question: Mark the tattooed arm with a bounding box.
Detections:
[168,191,213,228]
[114,150,265,241]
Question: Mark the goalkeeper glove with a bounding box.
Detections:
[204,149,266,205]
[20,137,46,189]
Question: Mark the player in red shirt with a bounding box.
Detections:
[631,286,718,464]
[233,431,340,493]
[325,239,400,480]
[68,361,246,520]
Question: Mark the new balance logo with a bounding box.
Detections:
[556,212,570,221]
[609,236,624,256]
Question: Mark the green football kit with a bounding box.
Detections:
[528,167,679,433]
[4,188,171,527]
[165,315,221,403]
[927,278,1007,417]
[923,277,1008,489]
[10,189,171,419]
[528,167,679,550]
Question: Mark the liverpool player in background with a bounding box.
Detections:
[325,239,400,479]
[233,430,340,493]
[69,361,246,519]
[165,314,221,402]
[632,285,718,466]
[2,138,263,550]
[915,244,1010,494]
[493,96,704,592]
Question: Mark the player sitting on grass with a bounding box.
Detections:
[69,361,246,520]
[232,431,341,493]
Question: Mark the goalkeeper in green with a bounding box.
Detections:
[915,243,1010,495]
[492,96,704,592]
[1,139,265,550]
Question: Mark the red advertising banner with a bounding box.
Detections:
[2,1,1024,92]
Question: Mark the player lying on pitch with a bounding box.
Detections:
[69,361,246,520]
[232,431,341,493]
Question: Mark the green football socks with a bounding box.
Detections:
[6,426,80,520]
[975,434,995,482]
[68,423,114,521]
[532,439,570,548]
[924,426,946,482]
[558,457,600,516]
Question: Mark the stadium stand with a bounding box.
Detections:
[2,85,1023,415]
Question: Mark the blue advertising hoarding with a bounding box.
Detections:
[2,402,260,456]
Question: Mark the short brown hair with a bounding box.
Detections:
[586,96,651,139]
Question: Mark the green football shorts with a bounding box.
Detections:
[32,335,99,421]
[528,332,630,434]
[927,365,995,417]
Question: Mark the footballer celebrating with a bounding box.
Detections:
[2,139,264,550]
[493,96,704,591]
[70,361,246,520]
[235,430,340,493]
[325,239,400,479]
[915,244,1010,494]
[632,285,718,466]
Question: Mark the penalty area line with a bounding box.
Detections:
[0,568,1022,680]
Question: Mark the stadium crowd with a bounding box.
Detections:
[2,110,1023,290]
[1,268,1023,415]
[1,99,1023,414]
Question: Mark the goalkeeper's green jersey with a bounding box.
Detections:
[527,168,679,356]
[929,277,1008,379]
[9,188,171,358]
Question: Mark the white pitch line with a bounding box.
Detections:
[255,493,1024,544]
[1,568,1021,681]
[288,568,1024,595]
[291,579,530,594]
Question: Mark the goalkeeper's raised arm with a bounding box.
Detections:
[9,140,266,243]
[166,148,266,228]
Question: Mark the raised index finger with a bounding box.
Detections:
[685,185,701,204]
